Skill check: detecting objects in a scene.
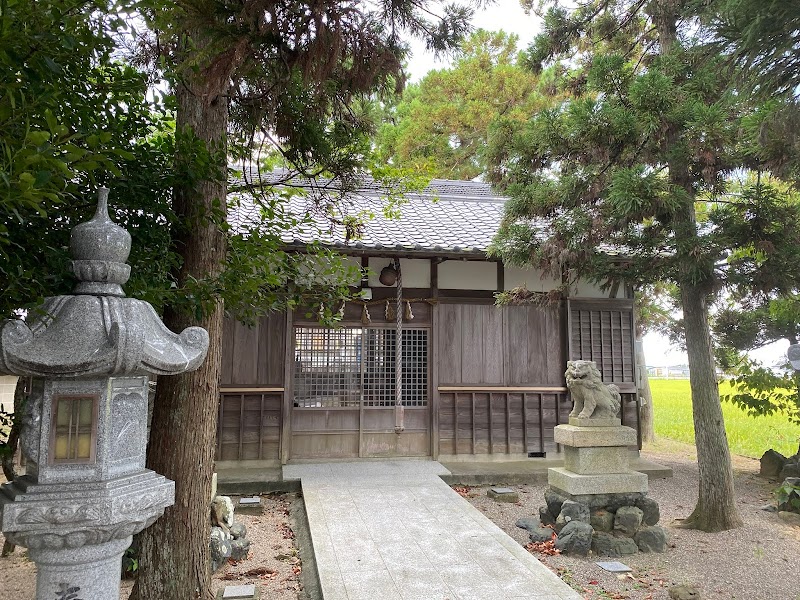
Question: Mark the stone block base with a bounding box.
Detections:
[548,468,648,495]
[487,487,519,503]
[236,497,263,515]
[554,424,637,448]
[564,446,630,475]
[568,416,621,428]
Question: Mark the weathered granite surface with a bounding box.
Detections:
[554,424,638,448]
[0,189,209,600]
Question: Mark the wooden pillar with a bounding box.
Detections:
[430,258,440,459]
[280,309,293,464]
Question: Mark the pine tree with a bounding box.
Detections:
[489,0,800,532]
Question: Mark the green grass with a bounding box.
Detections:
[650,378,800,458]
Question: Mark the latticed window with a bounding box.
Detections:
[51,395,97,463]
[293,326,428,407]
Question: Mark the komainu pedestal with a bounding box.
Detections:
[539,361,665,556]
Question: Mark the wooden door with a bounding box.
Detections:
[289,325,431,459]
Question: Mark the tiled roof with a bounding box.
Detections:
[229,168,507,255]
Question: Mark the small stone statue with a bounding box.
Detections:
[565,360,621,420]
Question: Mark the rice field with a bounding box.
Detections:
[650,378,800,458]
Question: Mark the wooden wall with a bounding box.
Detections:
[216,391,282,461]
[437,304,565,386]
[435,303,568,457]
[215,292,641,460]
[567,298,640,443]
[220,312,286,387]
[567,298,636,386]
[437,390,569,456]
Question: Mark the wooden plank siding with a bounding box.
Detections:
[567,298,640,444]
[567,299,636,389]
[437,390,567,455]
[437,304,565,386]
[216,391,282,461]
[436,304,569,456]
[220,313,286,387]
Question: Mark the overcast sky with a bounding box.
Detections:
[405,0,543,81]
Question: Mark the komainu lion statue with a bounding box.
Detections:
[565,360,621,420]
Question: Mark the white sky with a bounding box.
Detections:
[404,0,790,369]
[405,0,543,81]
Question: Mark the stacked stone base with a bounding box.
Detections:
[537,488,667,556]
[525,417,668,557]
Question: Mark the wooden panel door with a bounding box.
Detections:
[288,324,431,460]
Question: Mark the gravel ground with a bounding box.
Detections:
[2,441,799,600]
[0,492,303,600]
[466,440,800,600]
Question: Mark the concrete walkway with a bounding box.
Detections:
[283,461,581,600]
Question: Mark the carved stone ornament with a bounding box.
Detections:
[0,189,209,378]
[565,360,621,420]
[5,514,160,550]
[17,505,102,525]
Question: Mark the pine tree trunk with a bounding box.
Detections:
[635,336,655,444]
[679,285,743,532]
[130,32,228,600]
[649,0,742,533]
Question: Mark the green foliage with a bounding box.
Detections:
[0,0,177,319]
[776,480,800,512]
[706,0,800,99]
[122,545,139,578]
[0,403,12,457]
[488,1,800,317]
[651,379,800,458]
[0,0,149,232]
[376,29,546,179]
[722,362,800,424]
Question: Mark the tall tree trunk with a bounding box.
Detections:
[679,286,743,531]
[650,0,742,532]
[635,336,655,444]
[1,377,24,557]
[130,32,228,600]
[1,378,23,482]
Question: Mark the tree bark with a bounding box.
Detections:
[130,30,228,600]
[649,0,742,532]
[635,336,655,444]
[1,378,23,556]
[1,378,23,482]
[679,285,743,531]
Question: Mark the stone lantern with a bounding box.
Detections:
[0,189,209,599]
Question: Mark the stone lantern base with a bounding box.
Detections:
[0,470,174,600]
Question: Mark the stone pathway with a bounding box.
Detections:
[283,460,581,600]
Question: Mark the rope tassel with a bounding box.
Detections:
[404,301,414,320]
[361,303,371,325]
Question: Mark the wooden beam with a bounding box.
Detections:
[438,386,567,392]
[219,387,285,393]
[430,263,440,459]
[496,262,504,293]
